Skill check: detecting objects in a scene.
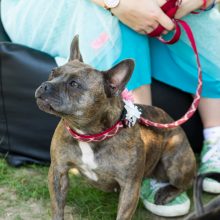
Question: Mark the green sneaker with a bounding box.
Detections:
[199,139,220,194]
[140,179,190,217]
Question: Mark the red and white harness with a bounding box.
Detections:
[66,0,209,142]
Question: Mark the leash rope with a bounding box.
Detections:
[141,0,203,128]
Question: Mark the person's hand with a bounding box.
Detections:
[175,0,218,19]
[111,0,175,34]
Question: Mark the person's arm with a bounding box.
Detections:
[91,0,105,7]
[175,0,220,19]
[91,0,174,34]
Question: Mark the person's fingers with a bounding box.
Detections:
[175,10,188,19]
[139,30,146,35]
[150,21,159,30]
[143,20,159,34]
[156,9,175,31]
[175,0,204,19]
[162,30,168,35]
[144,26,156,34]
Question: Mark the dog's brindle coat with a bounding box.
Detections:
[35,36,196,220]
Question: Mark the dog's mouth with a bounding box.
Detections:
[36,97,57,114]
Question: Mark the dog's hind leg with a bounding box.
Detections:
[155,132,196,205]
[48,163,69,220]
[155,184,184,205]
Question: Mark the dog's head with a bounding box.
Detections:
[35,36,134,120]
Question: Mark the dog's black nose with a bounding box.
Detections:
[40,82,52,92]
[35,82,53,98]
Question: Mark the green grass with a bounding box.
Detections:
[0,157,49,200]
[0,157,217,220]
[0,157,143,219]
[0,156,150,219]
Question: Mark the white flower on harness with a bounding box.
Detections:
[123,100,142,127]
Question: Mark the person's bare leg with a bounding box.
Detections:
[198,98,220,128]
[132,84,152,105]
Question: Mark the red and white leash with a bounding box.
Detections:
[65,0,209,141]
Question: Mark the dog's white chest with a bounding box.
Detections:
[78,141,98,181]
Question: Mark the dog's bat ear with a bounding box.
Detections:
[103,59,135,97]
[69,35,83,62]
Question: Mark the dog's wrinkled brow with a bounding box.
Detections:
[63,62,94,74]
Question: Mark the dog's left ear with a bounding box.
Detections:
[103,59,135,97]
[69,35,83,62]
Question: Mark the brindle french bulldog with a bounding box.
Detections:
[35,36,196,220]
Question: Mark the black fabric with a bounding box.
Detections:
[0,42,59,165]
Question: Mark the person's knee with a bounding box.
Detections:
[132,84,152,105]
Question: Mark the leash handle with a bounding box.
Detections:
[157,19,181,44]
[142,0,202,128]
[148,0,181,43]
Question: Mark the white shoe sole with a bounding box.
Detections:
[203,178,220,194]
[142,199,190,217]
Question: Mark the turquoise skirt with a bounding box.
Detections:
[150,37,220,98]
[114,23,151,91]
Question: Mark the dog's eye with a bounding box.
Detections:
[69,80,81,89]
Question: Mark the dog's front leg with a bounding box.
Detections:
[116,181,141,220]
[48,163,69,220]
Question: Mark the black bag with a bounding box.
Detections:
[0,42,59,166]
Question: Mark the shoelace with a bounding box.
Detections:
[202,138,220,167]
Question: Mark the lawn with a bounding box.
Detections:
[0,156,216,220]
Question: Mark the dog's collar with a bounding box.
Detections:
[65,100,142,143]
[65,120,124,143]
